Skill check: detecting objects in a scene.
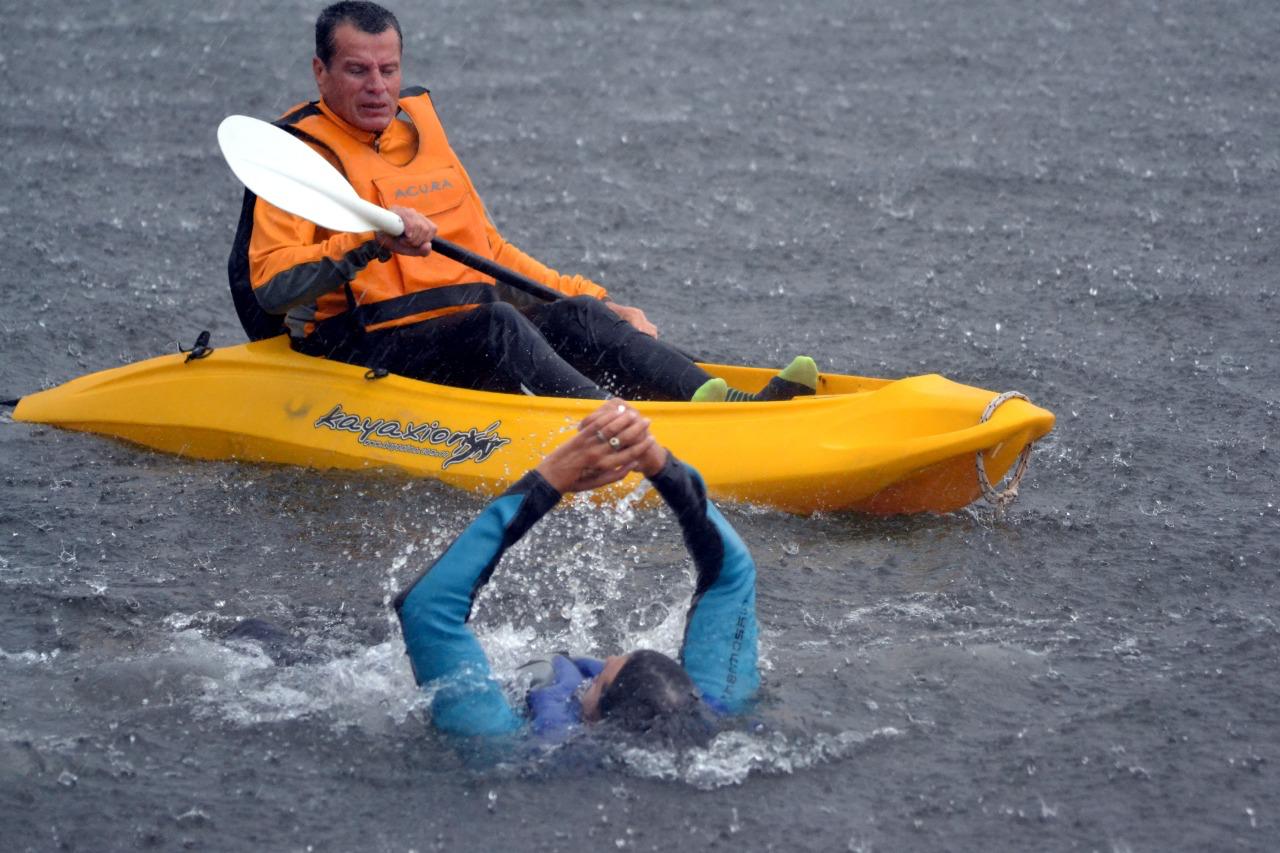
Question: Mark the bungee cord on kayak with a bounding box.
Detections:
[976,391,1035,512]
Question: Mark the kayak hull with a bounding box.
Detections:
[13,337,1055,515]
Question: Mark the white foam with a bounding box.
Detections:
[617,726,903,790]
[194,637,422,730]
[0,647,59,665]
[114,627,423,732]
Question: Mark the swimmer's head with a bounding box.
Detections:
[581,649,713,746]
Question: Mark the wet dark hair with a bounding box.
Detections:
[315,1,403,67]
[598,650,713,746]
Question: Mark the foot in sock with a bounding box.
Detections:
[691,356,818,403]
[691,377,731,403]
[757,356,818,401]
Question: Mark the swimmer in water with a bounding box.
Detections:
[394,400,759,744]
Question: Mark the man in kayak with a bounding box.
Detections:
[395,400,758,741]
[229,1,816,403]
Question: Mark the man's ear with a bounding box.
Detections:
[312,55,326,86]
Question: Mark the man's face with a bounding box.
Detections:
[312,23,402,133]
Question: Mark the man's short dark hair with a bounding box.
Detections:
[598,650,713,746]
[315,1,403,67]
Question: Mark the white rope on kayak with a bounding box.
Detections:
[976,391,1033,510]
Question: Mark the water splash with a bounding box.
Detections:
[614,726,902,790]
[114,627,424,732]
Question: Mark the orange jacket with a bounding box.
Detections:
[234,88,607,338]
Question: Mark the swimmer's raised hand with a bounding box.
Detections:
[536,400,656,493]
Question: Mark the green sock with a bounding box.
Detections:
[755,356,819,401]
[690,357,819,403]
[691,377,730,403]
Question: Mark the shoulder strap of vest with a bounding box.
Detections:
[277,102,349,178]
[396,88,451,160]
[278,100,323,124]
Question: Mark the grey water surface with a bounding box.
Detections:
[1,1,1277,850]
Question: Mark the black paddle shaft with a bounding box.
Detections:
[431,237,703,363]
[430,238,563,302]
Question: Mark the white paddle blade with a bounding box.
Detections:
[216,115,404,236]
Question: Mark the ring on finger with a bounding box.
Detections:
[608,436,622,449]
[595,429,608,444]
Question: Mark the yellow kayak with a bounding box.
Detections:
[11,336,1054,515]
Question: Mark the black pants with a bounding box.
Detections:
[296,296,712,401]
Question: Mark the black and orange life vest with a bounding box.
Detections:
[229,88,502,339]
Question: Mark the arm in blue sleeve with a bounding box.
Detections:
[394,471,562,736]
[647,456,760,714]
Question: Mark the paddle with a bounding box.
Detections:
[216,114,566,303]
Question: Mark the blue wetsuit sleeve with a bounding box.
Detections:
[647,456,760,714]
[394,470,562,736]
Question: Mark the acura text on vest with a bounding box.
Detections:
[394,179,454,199]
